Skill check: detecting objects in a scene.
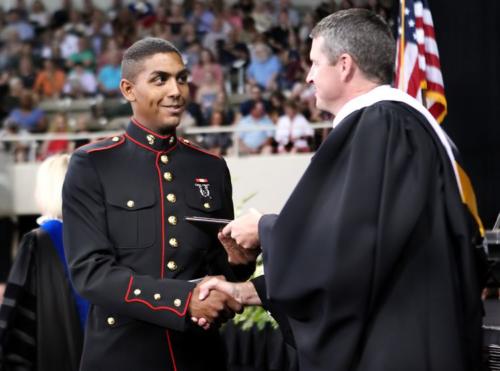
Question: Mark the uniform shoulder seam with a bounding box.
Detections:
[178,137,222,159]
[82,135,125,154]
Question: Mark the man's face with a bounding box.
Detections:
[125,52,189,133]
[306,36,343,115]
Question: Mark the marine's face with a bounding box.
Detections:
[306,36,343,115]
[127,52,189,133]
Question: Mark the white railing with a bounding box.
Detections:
[0,122,333,160]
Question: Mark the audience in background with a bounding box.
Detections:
[0,0,394,161]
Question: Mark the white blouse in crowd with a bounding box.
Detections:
[274,113,314,152]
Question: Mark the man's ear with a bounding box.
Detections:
[120,78,136,102]
[338,53,355,82]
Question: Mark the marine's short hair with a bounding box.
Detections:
[35,154,70,219]
[121,37,182,82]
[310,8,395,84]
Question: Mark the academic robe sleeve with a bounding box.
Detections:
[63,150,195,332]
[251,274,296,347]
[259,103,464,369]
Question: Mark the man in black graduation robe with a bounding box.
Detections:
[198,9,485,371]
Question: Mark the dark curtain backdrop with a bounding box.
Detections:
[428,1,500,228]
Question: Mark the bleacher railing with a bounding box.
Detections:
[0,122,333,161]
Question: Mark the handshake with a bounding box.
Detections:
[188,209,263,330]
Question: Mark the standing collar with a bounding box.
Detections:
[125,118,178,152]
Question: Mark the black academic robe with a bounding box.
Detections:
[0,229,83,371]
[257,101,483,371]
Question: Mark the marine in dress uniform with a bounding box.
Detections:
[63,38,253,371]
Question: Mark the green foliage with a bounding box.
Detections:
[230,188,277,330]
[232,255,278,331]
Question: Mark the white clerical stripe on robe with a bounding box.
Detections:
[332,85,462,197]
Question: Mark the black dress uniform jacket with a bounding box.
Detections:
[255,99,483,371]
[63,119,253,371]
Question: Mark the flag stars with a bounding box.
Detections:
[405,7,410,15]
[408,19,415,27]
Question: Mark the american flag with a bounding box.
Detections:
[394,0,447,123]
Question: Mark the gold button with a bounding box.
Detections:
[167,260,177,271]
[164,172,173,182]
[166,193,176,203]
[169,238,178,248]
[146,134,155,145]
[133,289,141,296]
[160,155,169,164]
[183,139,190,144]
[173,298,182,307]
[112,136,120,142]
[107,317,116,326]
[154,293,161,301]
[168,216,177,225]
[127,200,135,208]
[169,137,175,144]
[203,202,210,209]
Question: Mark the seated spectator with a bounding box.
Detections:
[203,109,232,156]
[97,49,122,97]
[39,113,73,160]
[166,3,187,37]
[251,1,274,33]
[195,71,225,120]
[179,23,199,50]
[6,91,46,133]
[202,16,231,57]
[246,42,281,90]
[29,0,50,31]
[239,84,270,117]
[190,48,223,88]
[0,154,87,370]
[268,90,285,116]
[67,36,96,70]
[0,75,22,121]
[3,8,34,42]
[64,63,98,98]
[236,100,274,154]
[33,58,66,99]
[265,9,293,52]
[72,114,91,149]
[17,55,37,89]
[0,120,30,163]
[274,100,314,153]
[188,0,215,37]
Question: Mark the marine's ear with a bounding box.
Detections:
[120,78,136,103]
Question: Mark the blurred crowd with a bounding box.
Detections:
[0,0,393,160]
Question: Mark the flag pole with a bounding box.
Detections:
[398,0,406,90]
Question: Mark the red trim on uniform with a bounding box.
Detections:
[179,137,221,159]
[124,276,192,316]
[125,133,159,153]
[84,136,125,153]
[155,152,166,279]
[166,330,178,371]
[125,132,179,154]
[195,178,208,183]
[131,118,174,139]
